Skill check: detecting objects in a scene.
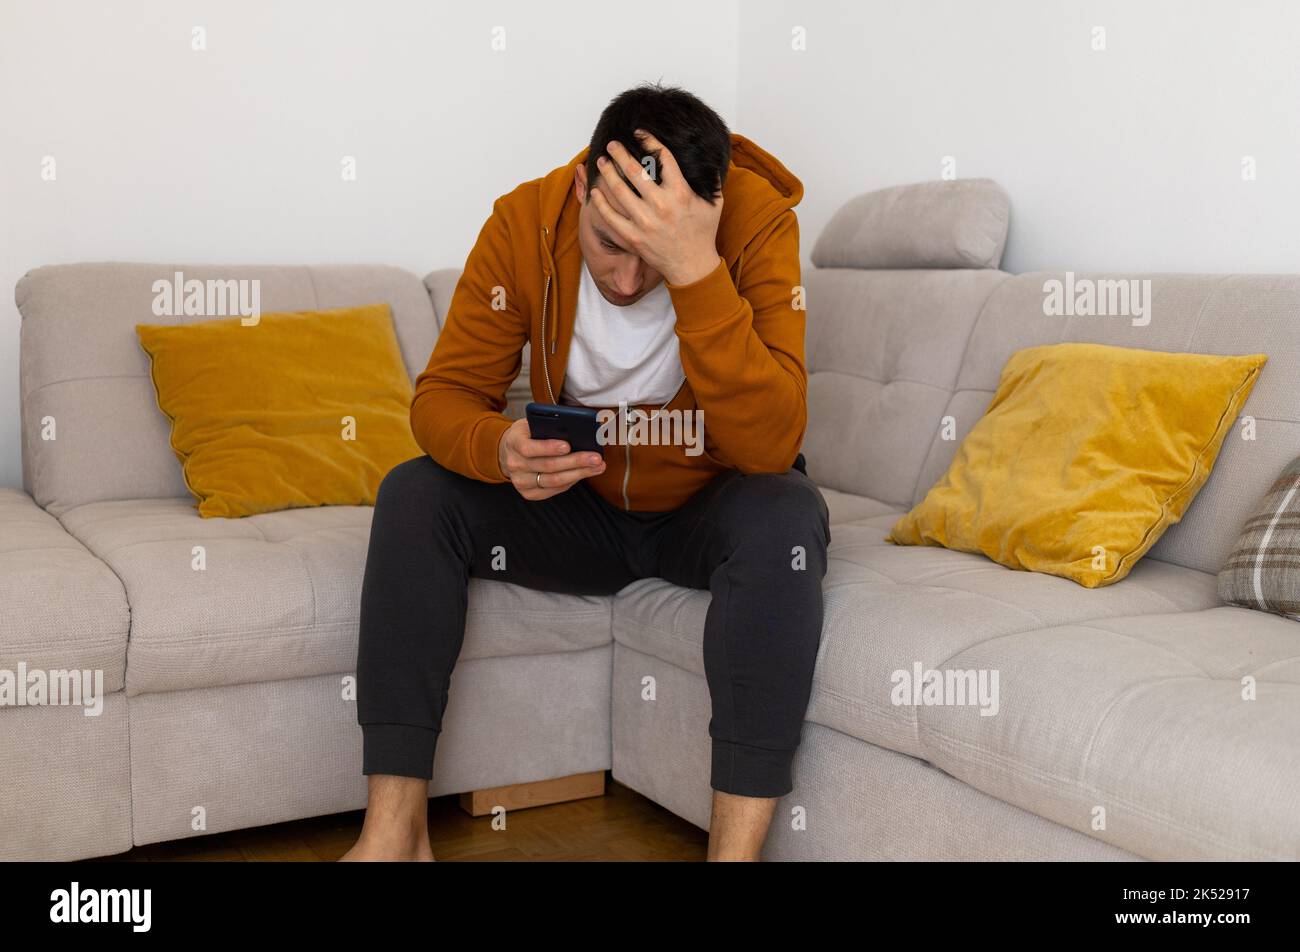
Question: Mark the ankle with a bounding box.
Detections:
[360,816,428,849]
[341,832,434,862]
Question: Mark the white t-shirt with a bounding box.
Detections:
[559,260,685,408]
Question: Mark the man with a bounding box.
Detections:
[343,83,829,862]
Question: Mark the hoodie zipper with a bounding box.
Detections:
[540,223,687,511]
[539,227,557,403]
[539,272,557,403]
[539,246,630,505]
[622,438,632,510]
[620,383,685,511]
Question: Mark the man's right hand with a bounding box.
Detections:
[497,417,606,500]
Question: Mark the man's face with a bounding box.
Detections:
[574,162,664,307]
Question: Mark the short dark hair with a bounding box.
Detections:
[585,82,731,205]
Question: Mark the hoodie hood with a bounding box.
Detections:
[537,132,803,268]
[410,131,809,513]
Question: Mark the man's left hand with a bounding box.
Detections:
[590,130,723,287]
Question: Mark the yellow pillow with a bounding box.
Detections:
[886,342,1267,587]
[136,303,422,518]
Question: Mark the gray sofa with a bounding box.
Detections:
[4,179,1298,861]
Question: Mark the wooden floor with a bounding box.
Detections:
[89,774,707,862]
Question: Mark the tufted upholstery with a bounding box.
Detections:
[944,272,1300,574]
[802,268,1008,506]
[612,503,1300,859]
[611,181,1300,859]
[423,189,1300,859]
[0,487,129,692]
[920,602,1300,861]
[11,179,1300,861]
[53,494,611,698]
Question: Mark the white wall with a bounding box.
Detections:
[6,1,1298,490]
[738,0,1300,275]
[0,0,738,489]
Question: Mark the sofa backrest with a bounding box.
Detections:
[806,180,1300,576]
[16,263,437,516]
[802,178,1012,509]
[944,272,1300,575]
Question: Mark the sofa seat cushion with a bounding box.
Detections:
[0,489,129,694]
[611,498,1222,765]
[57,497,612,696]
[816,487,899,526]
[918,606,1300,859]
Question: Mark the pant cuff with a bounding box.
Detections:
[710,738,795,798]
[361,722,439,780]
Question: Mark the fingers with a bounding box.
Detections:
[503,413,606,501]
[511,457,605,500]
[546,463,600,490]
[595,156,644,230]
[591,165,636,221]
[590,171,634,223]
[502,420,605,499]
[589,186,638,248]
[600,140,652,198]
[525,449,603,474]
[631,129,682,188]
[515,435,570,458]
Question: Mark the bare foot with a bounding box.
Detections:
[339,835,435,862]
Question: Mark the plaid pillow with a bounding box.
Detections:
[1218,457,1300,620]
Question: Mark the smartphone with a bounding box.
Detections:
[525,402,604,455]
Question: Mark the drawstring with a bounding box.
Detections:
[540,225,559,353]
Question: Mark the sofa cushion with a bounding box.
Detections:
[810,178,1011,270]
[17,263,438,516]
[939,273,1300,575]
[918,606,1300,860]
[888,342,1266,588]
[136,303,423,518]
[802,268,1008,507]
[612,494,1222,767]
[817,487,897,525]
[0,489,129,694]
[57,497,612,695]
[1217,454,1300,618]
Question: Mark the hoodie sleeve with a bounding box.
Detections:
[409,199,527,483]
[665,209,807,473]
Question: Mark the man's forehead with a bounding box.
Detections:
[591,217,629,251]
[585,177,631,244]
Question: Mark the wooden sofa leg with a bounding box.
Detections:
[458,771,606,817]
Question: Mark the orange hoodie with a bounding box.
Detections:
[410,133,806,512]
